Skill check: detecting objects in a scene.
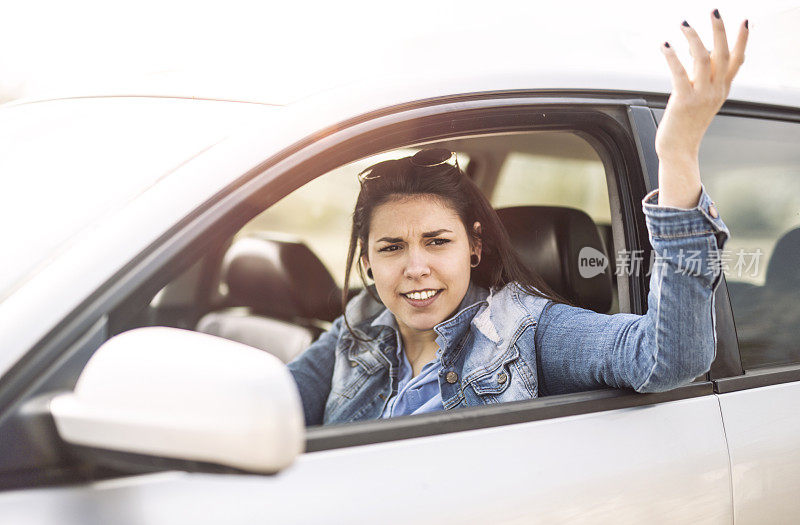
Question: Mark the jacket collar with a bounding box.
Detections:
[343,286,386,328]
[469,282,531,347]
[433,283,532,365]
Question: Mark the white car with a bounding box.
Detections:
[1,69,799,524]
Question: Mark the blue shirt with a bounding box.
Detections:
[374,309,445,418]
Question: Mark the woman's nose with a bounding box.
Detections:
[403,248,431,280]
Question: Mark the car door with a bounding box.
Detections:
[669,108,800,523]
[0,92,733,523]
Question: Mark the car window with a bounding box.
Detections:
[699,115,800,370]
[233,133,614,309]
[143,125,622,431]
[490,147,610,224]
[210,131,616,352]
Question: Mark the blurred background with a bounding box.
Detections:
[0,0,798,104]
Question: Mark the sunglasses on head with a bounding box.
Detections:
[358,148,460,183]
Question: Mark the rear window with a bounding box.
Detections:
[700,114,800,369]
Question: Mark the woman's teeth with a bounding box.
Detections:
[405,290,438,300]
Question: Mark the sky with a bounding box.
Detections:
[0,0,798,104]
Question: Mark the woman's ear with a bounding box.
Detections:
[472,221,483,258]
[360,254,373,279]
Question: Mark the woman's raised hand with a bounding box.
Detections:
[654,10,749,208]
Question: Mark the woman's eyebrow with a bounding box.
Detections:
[376,229,453,243]
[422,229,453,238]
[376,236,404,243]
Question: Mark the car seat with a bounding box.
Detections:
[196,233,341,363]
[495,206,614,313]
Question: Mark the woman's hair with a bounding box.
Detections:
[342,148,568,337]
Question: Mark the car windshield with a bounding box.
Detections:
[0,97,278,302]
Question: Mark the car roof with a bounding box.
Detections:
[7,66,800,112]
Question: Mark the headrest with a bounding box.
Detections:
[222,233,341,322]
[496,206,613,313]
[766,227,800,289]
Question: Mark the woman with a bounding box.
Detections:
[288,12,748,426]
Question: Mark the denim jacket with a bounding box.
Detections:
[288,186,730,426]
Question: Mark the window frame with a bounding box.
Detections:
[0,92,719,483]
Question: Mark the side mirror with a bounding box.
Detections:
[50,327,304,474]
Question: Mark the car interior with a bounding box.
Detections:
[137,131,621,371]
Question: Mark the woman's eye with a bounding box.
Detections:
[429,238,451,246]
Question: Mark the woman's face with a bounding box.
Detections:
[362,195,480,335]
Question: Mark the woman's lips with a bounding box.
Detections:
[401,289,442,308]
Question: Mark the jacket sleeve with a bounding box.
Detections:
[533,185,730,395]
[286,315,343,426]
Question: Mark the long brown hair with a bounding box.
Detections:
[342,149,567,337]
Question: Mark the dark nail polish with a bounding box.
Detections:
[713,9,720,19]
[745,19,749,29]
[682,20,690,27]
[664,41,670,48]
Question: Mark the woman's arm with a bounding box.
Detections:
[286,316,342,426]
[655,11,748,208]
[535,187,729,395]
[533,12,747,395]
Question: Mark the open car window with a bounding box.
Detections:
[188,130,619,385]
[225,131,615,312]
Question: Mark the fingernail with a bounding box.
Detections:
[664,41,671,48]
[682,20,690,27]
[713,9,720,19]
[745,19,749,29]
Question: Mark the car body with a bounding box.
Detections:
[0,67,799,524]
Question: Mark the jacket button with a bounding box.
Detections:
[350,361,358,367]
[708,203,719,218]
[445,371,458,384]
[497,372,508,384]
